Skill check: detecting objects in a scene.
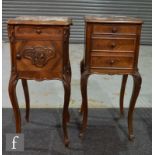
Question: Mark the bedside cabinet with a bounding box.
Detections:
[80,16,143,140]
[7,16,72,146]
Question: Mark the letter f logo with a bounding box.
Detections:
[11,136,19,150]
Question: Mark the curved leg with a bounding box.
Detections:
[62,73,71,147]
[8,73,21,133]
[80,70,89,137]
[66,62,71,123]
[120,75,128,116]
[79,60,85,114]
[21,79,30,122]
[128,71,142,140]
[68,62,71,84]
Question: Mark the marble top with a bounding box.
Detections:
[85,15,143,24]
[8,16,72,25]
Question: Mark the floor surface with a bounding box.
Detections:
[2,108,152,155]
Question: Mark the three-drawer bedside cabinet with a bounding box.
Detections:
[80,16,143,140]
[7,16,72,146]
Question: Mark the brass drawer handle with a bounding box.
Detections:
[111,42,116,48]
[36,28,42,34]
[109,59,115,65]
[112,27,117,33]
[108,59,120,65]
[16,53,21,60]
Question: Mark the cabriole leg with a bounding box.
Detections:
[21,79,30,122]
[8,73,21,133]
[128,72,142,140]
[62,71,71,147]
[80,60,85,114]
[80,70,89,137]
[120,75,128,116]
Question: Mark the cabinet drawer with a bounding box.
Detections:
[93,24,137,35]
[91,38,136,52]
[91,55,134,69]
[15,40,63,78]
[15,25,63,40]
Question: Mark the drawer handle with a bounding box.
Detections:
[109,60,115,65]
[36,29,42,34]
[112,27,117,33]
[16,53,21,60]
[111,42,116,48]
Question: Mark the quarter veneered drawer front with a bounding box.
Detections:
[15,25,63,40]
[93,24,137,35]
[15,40,63,77]
[91,38,136,52]
[91,55,134,69]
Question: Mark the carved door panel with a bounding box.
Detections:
[15,40,63,79]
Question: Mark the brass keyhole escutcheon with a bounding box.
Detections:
[16,53,21,60]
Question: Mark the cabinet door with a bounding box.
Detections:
[15,40,63,80]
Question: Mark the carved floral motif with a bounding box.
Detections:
[21,46,55,67]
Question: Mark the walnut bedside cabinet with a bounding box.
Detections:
[80,16,143,140]
[7,16,72,146]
